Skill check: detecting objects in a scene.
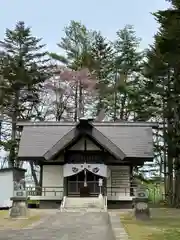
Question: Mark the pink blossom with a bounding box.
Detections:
[59,68,97,91]
[60,70,74,81]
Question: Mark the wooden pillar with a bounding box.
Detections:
[38,164,43,196]
[130,165,134,196]
[63,176,67,196]
[39,164,43,188]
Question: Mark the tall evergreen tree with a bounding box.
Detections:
[50,21,96,120]
[0,21,51,168]
[90,32,113,116]
[110,25,143,121]
[143,0,180,206]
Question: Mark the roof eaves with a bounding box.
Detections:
[17,121,76,127]
[43,127,77,160]
[93,122,158,128]
[92,127,126,160]
[17,120,158,128]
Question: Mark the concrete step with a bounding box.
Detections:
[64,203,104,208]
[61,197,106,212]
[65,197,100,203]
[61,208,106,212]
[65,197,103,207]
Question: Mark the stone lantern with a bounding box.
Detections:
[9,168,29,218]
[134,186,150,220]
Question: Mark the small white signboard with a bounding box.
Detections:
[13,190,27,198]
[98,178,103,187]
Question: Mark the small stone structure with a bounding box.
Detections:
[9,169,29,218]
[134,186,150,220]
[10,197,29,218]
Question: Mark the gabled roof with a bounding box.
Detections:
[18,120,156,160]
[43,123,126,160]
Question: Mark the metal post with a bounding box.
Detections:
[99,178,103,197]
[84,168,87,187]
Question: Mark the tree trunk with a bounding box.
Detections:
[79,80,83,117]
[163,111,167,199]
[29,161,39,187]
[119,73,127,120]
[74,83,78,122]
[9,90,20,167]
[173,157,180,207]
[166,119,174,206]
[113,72,118,122]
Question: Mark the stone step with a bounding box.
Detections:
[64,205,104,209]
[61,197,106,212]
[61,208,106,212]
[65,198,101,204]
[64,197,104,208]
[65,203,103,208]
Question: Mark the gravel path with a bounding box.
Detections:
[0,211,115,240]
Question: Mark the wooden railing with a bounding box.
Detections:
[26,185,138,199]
[104,186,136,197]
[26,186,64,197]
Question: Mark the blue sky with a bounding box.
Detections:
[1,0,169,53]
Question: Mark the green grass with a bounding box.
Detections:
[0,209,41,229]
[27,199,40,205]
[120,208,180,240]
[142,183,165,205]
[0,210,8,216]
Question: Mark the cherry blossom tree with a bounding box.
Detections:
[43,66,97,121]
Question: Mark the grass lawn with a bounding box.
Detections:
[120,208,180,240]
[0,210,41,230]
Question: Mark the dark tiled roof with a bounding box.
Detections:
[43,126,126,161]
[18,121,154,159]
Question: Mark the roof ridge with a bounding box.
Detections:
[17,121,157,127]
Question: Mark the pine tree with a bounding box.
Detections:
[111,25,143,121]
[50,21,95,120]
[0,21,51,167]
[143,1,180,206]
[90,32,113,116]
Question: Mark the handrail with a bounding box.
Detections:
[104,186,137,196]
[26,186,141,198]
[60,196,66,211]
[26,186,64,190]
[26,186,64,196]
[104,195,107,211]
[68,181,99,183]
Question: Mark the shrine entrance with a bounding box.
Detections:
[67,170,101,196]
[64,163,107,197]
